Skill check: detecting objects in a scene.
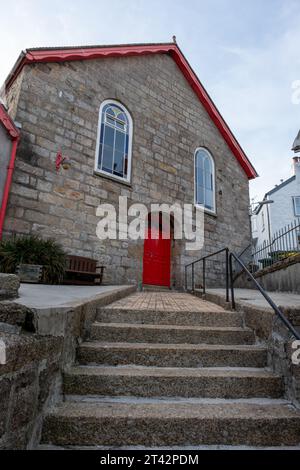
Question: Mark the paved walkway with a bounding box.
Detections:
[105,292,225,312]
[207,288,300,309]
[14,284,131,309]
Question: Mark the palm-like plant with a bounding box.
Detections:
[0,235,66,283]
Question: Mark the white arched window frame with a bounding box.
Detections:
[95,99,133,183]
[194,147,216,214]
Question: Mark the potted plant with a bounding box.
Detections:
[0,235,66,284]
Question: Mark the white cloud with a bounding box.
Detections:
[1,0,299,201]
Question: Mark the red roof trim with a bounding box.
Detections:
[5,43,257,179]
[0,103,20,140]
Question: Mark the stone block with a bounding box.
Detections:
[0,302,35,331]
[0,274,20,300]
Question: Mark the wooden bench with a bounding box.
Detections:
[64,255,105,285]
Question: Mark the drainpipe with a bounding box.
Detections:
[0,136,20,239]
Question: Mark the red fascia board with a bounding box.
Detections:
[5,43,257,179]
[0,104,20,140]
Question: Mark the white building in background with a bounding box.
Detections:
[252,130,300,250]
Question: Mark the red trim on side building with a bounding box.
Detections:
[0,104,20,239]
[5,43,257,179]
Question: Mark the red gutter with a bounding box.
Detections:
[4,42,257,180]
[0,104,20,239]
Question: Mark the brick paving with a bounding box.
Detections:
[105,292,225,312]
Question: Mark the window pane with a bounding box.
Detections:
[124,154,128,177]
[113,150,124,176]
[115,130,125,153]
[97,123,105,169]
[197,166,204,187]
[117,112,126,123]
[197,184,204,205]
[106,107,115,117]
[295,197,300,216]
[98,143,103,169]
[104,125,115,148]
[205,189,213,210]
[116,121,126,130]
[204,156,211,173]
[102,145,114,173]
[106,116,115,126]
[204,171,212,190]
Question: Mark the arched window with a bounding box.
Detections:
[95,100,132,182]
[194,148,215,213]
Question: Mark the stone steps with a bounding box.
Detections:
[41,400,300,447]
[90,322,254,344]
[77,341,268,368]
[97,308,243,327]
[64,365,283,398]
[40,292,300,448]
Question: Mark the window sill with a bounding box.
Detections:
[194,204,217,218]
[93,170,132,187]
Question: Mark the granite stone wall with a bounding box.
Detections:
[4,54,251,287]
[0,331,63,449]
[0,285,136,449]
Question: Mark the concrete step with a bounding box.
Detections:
[90,322,255,345]
[41,400,300,447]
[97,308,243,327]
[77,342,268,368]
[64,366,283,398]
[142,285,171,292]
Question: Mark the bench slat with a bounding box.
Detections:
[64,255,104,285]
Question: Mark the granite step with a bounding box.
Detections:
[77,342,268,368]
[64,365,283,398]
[90,322,254,345]
[41,400,300,447]
[97,308,243,327]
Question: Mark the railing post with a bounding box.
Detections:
[192,263,194,292]
[203,258,206,295]
[185,266,187,291]
[229,253,235,310]
[225,248,229,302]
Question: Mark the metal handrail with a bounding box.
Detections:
[229,251,300,341]
[184,246,300,340]
[185,247,229,302]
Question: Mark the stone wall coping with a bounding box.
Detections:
[255,253,300,278]
[13,284,136,312]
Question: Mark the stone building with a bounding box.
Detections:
[0,42,257,287]
[252,133,300,250]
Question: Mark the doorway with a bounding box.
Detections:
[142,213,172,287]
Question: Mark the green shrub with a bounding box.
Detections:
[0,235,66,283]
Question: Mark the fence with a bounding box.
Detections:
[252,219,300,271]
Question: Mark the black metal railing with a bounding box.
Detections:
[252,219,300,271]
[232,243,252,281]
[185,246,300,341]
[229,251,300,341]
[185,247,229,302]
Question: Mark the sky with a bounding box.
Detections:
[1,0,300,202]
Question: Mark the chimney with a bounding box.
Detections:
[293,156,300,179]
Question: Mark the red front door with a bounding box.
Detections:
[143,226,171,287]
